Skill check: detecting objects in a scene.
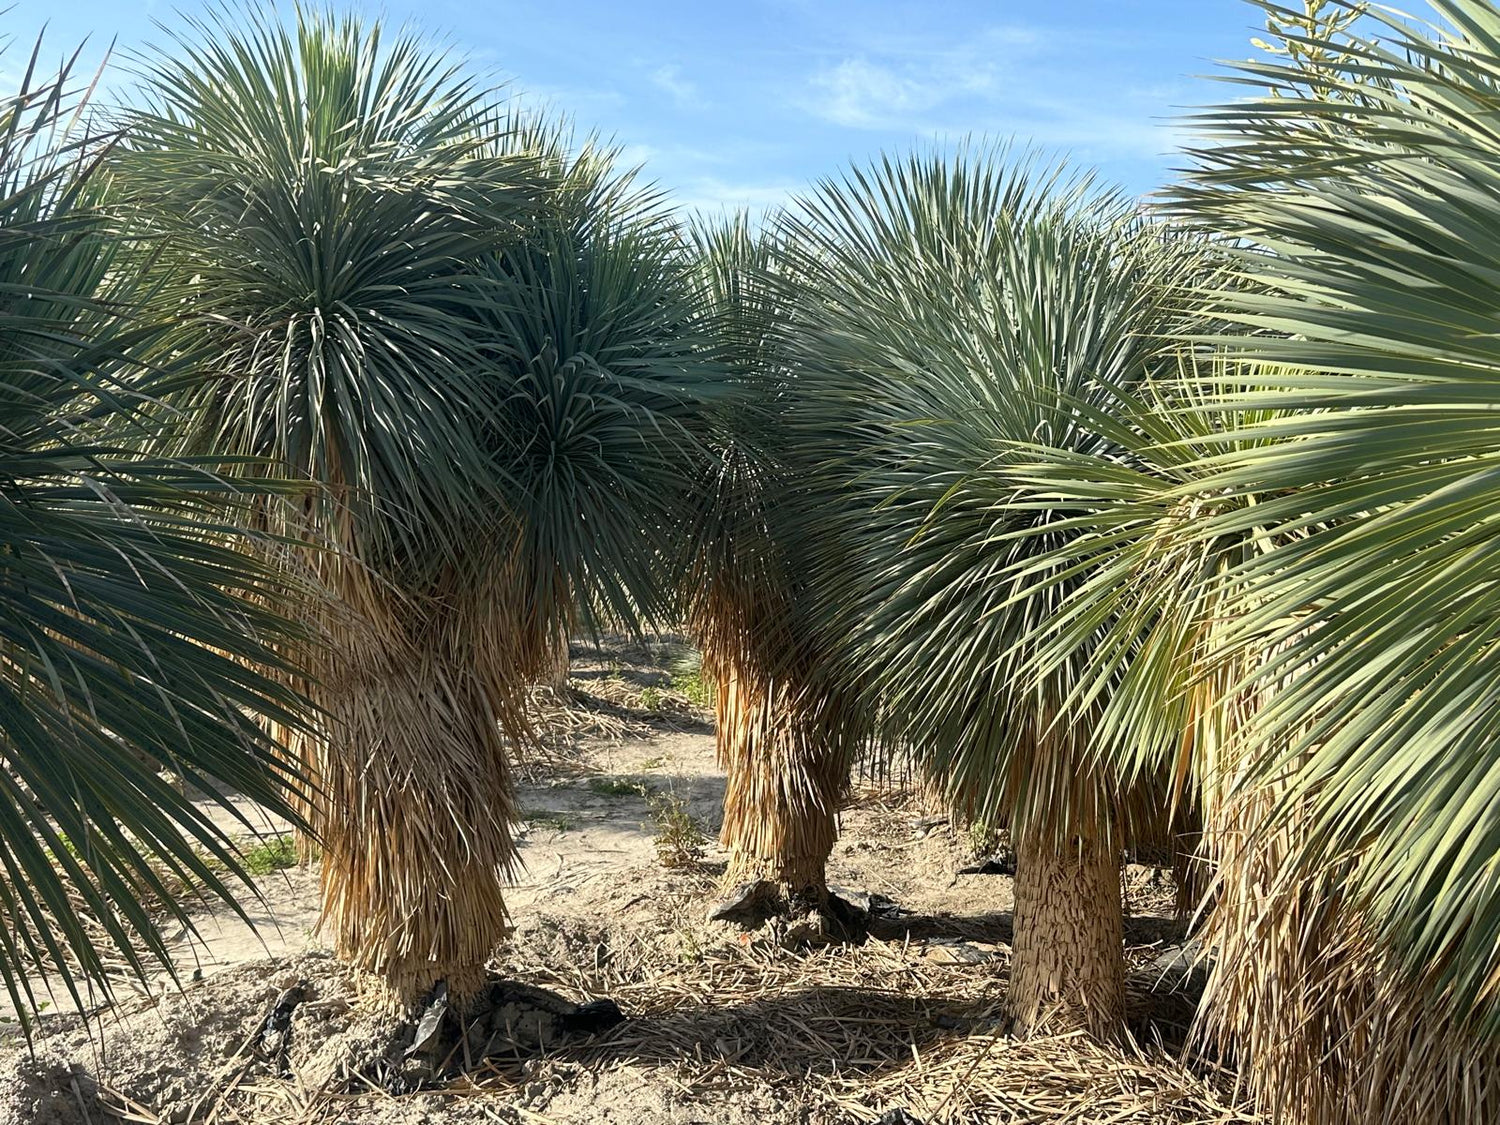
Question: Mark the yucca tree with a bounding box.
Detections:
[112,10,714,1002]
[1154,0,1500,1117]
[779,150,1195,1038]
[0,39,316,1030]
[109,7,552,1003]
[467,114,715,670]
[681,214,866,913]
[957,349,1318,1068]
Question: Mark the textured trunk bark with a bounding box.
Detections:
[716,668,841,905]
[724,822,837,903]
[1008,821,1126,1040]
[295,597,522,1008]
[547,637,570,692]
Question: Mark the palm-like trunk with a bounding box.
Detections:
[546,628,571,693]
[318,642,518,1002]
[291,564,527,1006]
[1195,750,1500,1124]
[1008,819,1126,1040]
[716,668,843,903]
[695,580,860,915]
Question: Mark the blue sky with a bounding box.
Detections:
[9,0,1265,212]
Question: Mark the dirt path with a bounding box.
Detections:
[506,729,727,916]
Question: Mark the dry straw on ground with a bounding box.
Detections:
[505,916,1258,1125]
[10,906,1261,1125]
[3,638,1262,1125]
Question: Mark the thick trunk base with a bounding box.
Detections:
[721,846,836,902]
[300,619,521,1007]
[1008,826,1125,1041]
[715,668,843,902]
[708,877,874,944]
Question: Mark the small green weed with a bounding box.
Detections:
[587,776,654,798]
[47,832,83,864]
[667,652,714,710]
[522,809,577,832]
[965,820,1005,860]
[241,834,298,876]
[648,790,706,869]
[676,923,705,964]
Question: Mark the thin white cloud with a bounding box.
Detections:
[513,82,626,120]
[802,25,1031,131]
[848,23,1042,60]
[649,64,697,107]
[672,175,800,218]
[800,27,1191,163]
[811,58,950,128]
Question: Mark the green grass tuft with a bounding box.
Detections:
[669,670,713,711]
[521,808,577,832]
[241,834,298,877]
[667,648,714,710]
[587,776,654,798]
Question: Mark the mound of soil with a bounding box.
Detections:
[3,955,358,1124]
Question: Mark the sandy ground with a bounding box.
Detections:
[0,640,1243,1125]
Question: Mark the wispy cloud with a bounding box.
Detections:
[512,82,626,121]
[649,64,697,107]
[672,175,801,217]
[800,25,1189,162]
[803,25,1034,130]
[811,58,953,128]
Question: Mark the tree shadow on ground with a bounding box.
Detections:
[571,665,673,689]
[511,973,1207,1085]
[865,907,1187,949]
[867,909,1012,943]
[535,983,1003,1082]
[516,769,727,828]
[857,906,1201,1052]
[559,678,715,736]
